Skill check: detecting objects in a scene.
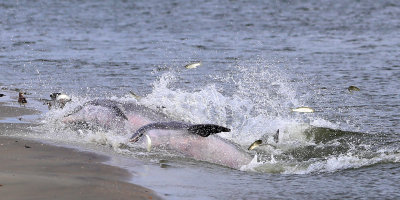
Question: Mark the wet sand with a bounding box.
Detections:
[0,102,40,120]
[0,99,162,200]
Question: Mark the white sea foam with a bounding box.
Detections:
[33,63,399,174]
[284,152,400,174]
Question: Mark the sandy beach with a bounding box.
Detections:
[0,99,161,200]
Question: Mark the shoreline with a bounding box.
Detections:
[0,135,161,200]
[0,97,162,200]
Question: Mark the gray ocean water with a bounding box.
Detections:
[1,0,400,199]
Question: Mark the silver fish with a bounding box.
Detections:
[292,107,314,113]
[185,62,201,69]
[248,140,262,150]
[348,86,360,92]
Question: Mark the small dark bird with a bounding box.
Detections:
[0,94,5,97]
[18,92,27,106]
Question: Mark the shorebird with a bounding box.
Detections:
[18,92,27,106]
[50,93,71,109]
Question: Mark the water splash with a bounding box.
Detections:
[32,61,400,174]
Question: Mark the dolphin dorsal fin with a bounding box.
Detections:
[129,122,230,142]
[187,124,231,137]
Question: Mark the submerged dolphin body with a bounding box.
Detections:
[63,99,252,169]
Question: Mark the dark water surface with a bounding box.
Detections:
[1,0,400,199]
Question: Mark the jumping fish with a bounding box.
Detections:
[248,140,262,150]
[185,62,201,69]
[247,130,279,150]
[129,91,142,100]
[347,86,360,92]
[292,107,314,113]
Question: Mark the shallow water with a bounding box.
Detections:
[1,0,400,199]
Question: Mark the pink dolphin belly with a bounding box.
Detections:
[143,130,252,169]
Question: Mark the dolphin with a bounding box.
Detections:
[62,99,252,169]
